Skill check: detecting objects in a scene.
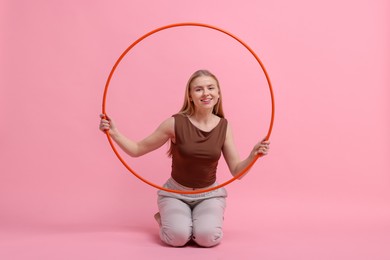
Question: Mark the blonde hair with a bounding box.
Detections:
[178,69,225,118]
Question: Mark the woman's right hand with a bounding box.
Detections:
[99,114,117,135]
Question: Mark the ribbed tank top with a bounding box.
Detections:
[170,113,228,188]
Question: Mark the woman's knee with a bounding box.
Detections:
[192,226,223,247]
[160,225,192,247]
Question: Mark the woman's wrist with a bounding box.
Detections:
[109,129,120,139]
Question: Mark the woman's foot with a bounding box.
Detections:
[154,212,161,227]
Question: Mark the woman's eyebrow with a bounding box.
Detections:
[193,84,215,88]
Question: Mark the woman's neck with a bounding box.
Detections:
[191,109,215,123]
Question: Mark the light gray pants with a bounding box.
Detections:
[157,178,227,247]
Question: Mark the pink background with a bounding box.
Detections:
[1,0,389,259]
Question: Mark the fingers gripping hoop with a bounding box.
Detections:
[102,22,275,194]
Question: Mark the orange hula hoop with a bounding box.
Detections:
[102,22,275,194]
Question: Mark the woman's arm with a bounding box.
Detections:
[222,123,270,178]
[99,114,174,157]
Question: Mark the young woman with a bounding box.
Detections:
[99,70,270,247]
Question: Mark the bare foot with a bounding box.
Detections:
[154,212,161,227]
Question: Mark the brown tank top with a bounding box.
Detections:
[170,113,228,188]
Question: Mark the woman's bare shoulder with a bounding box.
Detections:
[159,116,175,136]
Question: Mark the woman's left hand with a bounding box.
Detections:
[252,139,270,156]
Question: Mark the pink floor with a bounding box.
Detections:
[2,198,389,260]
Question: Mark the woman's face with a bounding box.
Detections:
[189,76,220,111]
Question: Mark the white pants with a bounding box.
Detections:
[157,178,227,247]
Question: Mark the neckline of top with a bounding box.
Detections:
[186,115,222,133]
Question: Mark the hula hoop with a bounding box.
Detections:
[102,22,275,194]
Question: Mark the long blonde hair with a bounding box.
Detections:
[178,69,225,118]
